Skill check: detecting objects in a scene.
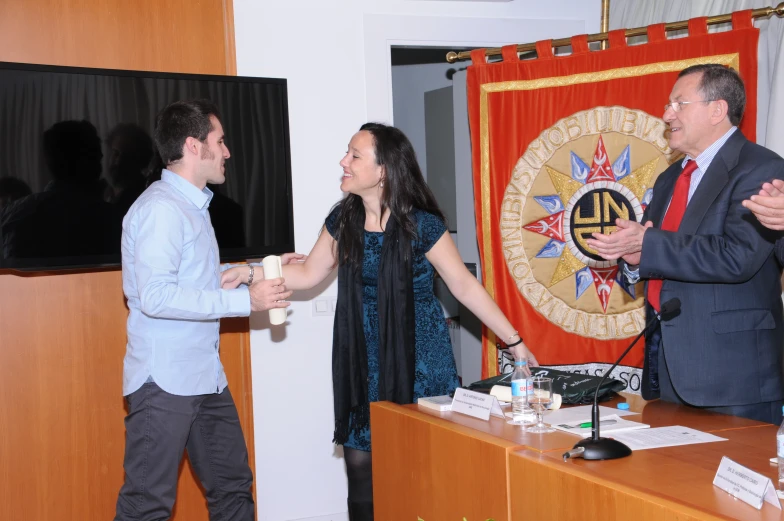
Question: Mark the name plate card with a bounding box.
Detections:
[451,388,505,421]
[713,456,781,510]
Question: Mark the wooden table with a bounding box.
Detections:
[370,395,783,521]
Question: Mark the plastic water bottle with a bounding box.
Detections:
[510,359,534,424]
[777,406,784,492]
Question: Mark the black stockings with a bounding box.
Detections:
[344,447,374,521]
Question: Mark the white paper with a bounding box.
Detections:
[713,456,781,510]
[489,397,504,418]
[542,405,637,426]
[550,414,649,438]
[417,395,453,411]
[609,425,726,451]
[451,388,505,421]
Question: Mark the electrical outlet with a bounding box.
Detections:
[312,297,338,317]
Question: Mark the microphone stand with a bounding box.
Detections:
[568,308,664,460]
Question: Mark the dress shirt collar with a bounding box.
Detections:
[161,169,213,210]
[681,126,737,172]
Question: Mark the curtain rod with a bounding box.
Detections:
[445,2,784,63]
[600,0,610,50]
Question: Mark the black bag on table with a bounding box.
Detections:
[464,366,626,405]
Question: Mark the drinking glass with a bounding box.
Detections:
[525,376,555,434]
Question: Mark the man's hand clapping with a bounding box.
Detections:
[742,179,784,230]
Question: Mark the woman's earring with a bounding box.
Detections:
[380,180,384,188]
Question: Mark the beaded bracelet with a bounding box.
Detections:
[247,264,255,285]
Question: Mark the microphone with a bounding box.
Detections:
[565,297,681,460]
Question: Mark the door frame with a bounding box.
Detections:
[362,13,588,123]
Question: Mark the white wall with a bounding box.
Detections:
[233,1,599,520]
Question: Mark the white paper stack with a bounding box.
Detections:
[550,413,649,438]
[417,395,453,412]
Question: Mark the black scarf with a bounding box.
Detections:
[332,216,416,444]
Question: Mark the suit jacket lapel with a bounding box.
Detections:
[679,130,744,235]
[648,166,679,227]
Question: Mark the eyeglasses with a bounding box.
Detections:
[664,100,715,113]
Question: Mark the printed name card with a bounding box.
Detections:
[713,456,781,510]
[451,388,505,421]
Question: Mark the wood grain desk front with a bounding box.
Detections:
[371,394,781,521]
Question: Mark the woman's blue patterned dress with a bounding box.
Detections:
[326,208,461,451]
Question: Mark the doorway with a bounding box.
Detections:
[390,46,483,385]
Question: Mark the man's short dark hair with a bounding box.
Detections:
[678,64,746,126]
[153,99,222,166]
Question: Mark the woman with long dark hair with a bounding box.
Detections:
[222,123,536,520]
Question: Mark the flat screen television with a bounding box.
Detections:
[0,61,294,271]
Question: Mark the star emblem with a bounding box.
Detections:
[522,135,658,313]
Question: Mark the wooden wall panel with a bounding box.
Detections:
[0,271,127,521]
[0,0,237,75]
[0,1,254,520]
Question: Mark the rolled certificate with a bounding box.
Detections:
[490,385,512,403]
[262,255,287,325]
[490,385,562,410]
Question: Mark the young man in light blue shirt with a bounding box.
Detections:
[114,99,296,521]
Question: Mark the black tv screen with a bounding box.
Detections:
[0,62,294,271]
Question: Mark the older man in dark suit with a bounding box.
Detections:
[587,64,784,424]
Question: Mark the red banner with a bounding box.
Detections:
[467,13,758,382]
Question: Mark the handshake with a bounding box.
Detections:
[220,253,306,313]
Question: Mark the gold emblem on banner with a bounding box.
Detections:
[501,107,680,339]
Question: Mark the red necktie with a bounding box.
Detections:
[647,159,698,312]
